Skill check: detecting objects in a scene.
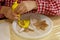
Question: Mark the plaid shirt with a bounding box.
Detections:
[0,0,60,18]
[36,0,60,16]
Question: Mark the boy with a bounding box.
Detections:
[0,0,60,20]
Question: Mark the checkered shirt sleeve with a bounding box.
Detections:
[4,0,21,7]
[36,0,60,16]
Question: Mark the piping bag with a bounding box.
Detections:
[12,0,30,32]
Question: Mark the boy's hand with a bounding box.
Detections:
[1,6,18,20]
[14,1,37,14]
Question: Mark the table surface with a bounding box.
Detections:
[0,16,60,40]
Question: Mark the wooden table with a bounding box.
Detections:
[0,16,60,40]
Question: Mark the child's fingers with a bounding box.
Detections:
[14,2,27,14]
[12,12,19,20]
